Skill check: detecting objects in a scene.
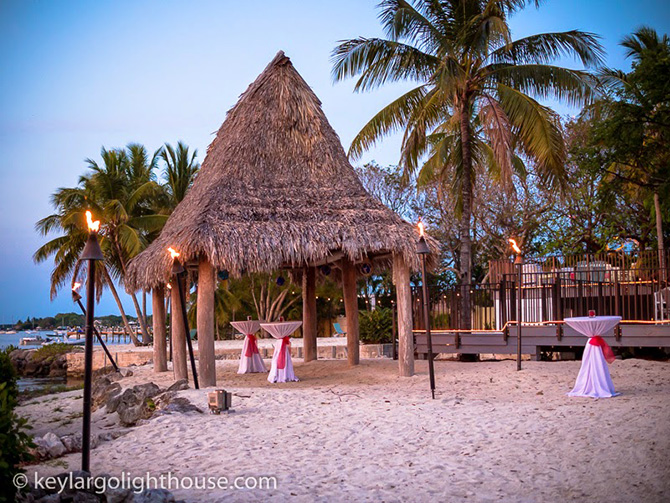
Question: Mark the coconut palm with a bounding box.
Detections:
[332,0,604,328]
[34,193,144,346]
[160,141,200,207]
[35,145,165,345]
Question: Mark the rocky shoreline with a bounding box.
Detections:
[9,348,71,378]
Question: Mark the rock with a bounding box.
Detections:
[166,379,189,392]
[61,433,83,453]
[42,432,66,458]
[93,382,121,410]
[105,487,133,503]
[162,397,203,415]
[132,383,162,400]
[132,489,176,503]
[35,494,61,503]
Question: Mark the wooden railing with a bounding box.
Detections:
[414,257,670,330]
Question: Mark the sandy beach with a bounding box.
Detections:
[19,356,670,502]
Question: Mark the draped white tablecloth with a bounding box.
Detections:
[565,316,621,398]
[230,320,266,374]
[261,321,302,383]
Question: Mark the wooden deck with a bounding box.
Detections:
[413,321,670,358]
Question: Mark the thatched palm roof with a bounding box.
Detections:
[126,51,436,291]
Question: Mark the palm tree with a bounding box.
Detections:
[34,195,143,346]
[160,141,200,207]
[598,27,670,266]
[332,0,604,328]
[35,145,165,345]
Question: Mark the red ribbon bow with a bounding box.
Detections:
[244,333,259,357]
[277,336,291,370]
[589,336,616,364]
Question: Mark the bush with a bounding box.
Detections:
[359,308,393,344]
[0,352,33,503]
[33,342,76,361]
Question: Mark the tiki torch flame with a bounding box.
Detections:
[168,247,180,259]
[418,221,425,238]
[508,238,521,255]
[72,282,82,292]
[85,211,100,232]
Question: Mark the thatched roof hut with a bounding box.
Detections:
[129,51,435,384]
[126,51,433,289]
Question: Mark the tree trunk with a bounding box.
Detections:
[197,260,216,387]
[341,257,360,365]
[654,192,666,276]
[101,267,141,346]
[152,285,168,372]
[459,100,473,331]
[302,266,317,362]
[393,253,414,377]
[171,276,188,381]
[129,291,152,344]
[112,238,151,344]
[142,289,148,332]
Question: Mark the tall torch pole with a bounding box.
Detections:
[72,283,118,372]
[168,248,199,389]
[80,211,104,473]
[509,238,523,371]
[417,221,436,399]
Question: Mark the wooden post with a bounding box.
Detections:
[171,276,188,380]
[152,284,168,372]
[341,257,360,365]
[393,253,414,377]
[197,260,216,387]
[302,266,317,362]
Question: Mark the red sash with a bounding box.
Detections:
[589,336,616,364]
[244,334,259,357]
[277,336,291,370]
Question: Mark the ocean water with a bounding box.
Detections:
[0,330,130,351]
[1,330,125,392]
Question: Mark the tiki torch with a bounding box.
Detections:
[80,210,103,473]
[168,248,199,389]
[72,282,118,372]
[417,221,436,399]
[509,238,523,371]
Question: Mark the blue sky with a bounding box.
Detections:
[0,0,668,323]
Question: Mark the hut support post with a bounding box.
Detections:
[394,253,414,377]
[197,260,217,387]
[171,276,188,381]
[152,284,168,372]
[342,257,360,365]
[303,266,317,362]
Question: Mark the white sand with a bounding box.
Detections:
[20,357,670,502]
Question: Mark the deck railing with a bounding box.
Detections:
[414,252,670,330]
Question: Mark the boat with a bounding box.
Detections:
[19,335,54,346]
[53,327,69,336]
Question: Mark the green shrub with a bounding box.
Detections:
[359,308,393,344]
[0,353,33,503]
[33,342,76,361]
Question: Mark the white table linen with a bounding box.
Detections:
[230,320,266,374]
[261,321,302,383]
[565,316,621,398]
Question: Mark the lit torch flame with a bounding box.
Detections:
[166,283,172,290]
[418,221,425,238]
[85,211,100,232]
[168,247,180,259]
[72,282,82,292]
[508,238,522,255]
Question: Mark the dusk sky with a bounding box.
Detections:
[1,0,668,323]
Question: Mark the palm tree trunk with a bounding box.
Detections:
[459,100,473,331]
[654,192,666,281]
[101,267,141,346]
[112,238,151,343]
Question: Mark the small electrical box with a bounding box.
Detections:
[208,389,233,414]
